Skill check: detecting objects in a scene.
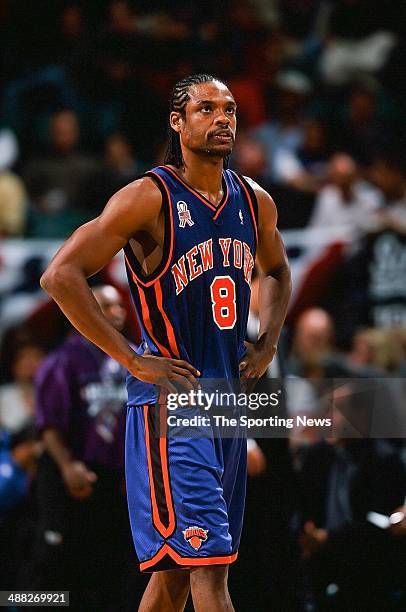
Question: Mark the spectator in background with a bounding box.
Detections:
[369,154,406,234]
[348,328,404,375]
[288,307,401,378]
[308,153,382,239]
[0,426,40,523]
[250,70,312,180]
[26,285,144,611]
[232,127,317,229]
[0,341,45,433]
[96,133,143,203]
[288,308,335,378]
[289,308,404,439]
[0,426,42,590]
[298,435,406,609]
[274,119,330,193]
[0,128,27,236]
[56,4,96,96]
[95,1,139,98]
[23,110,100,237]
[335,83,384,165]
[329,155,406,332]
[231,132,270,184]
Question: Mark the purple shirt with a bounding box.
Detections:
[35,333,127,470]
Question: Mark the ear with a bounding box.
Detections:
[170,111,183,133]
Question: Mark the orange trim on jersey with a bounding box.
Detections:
[159,165,228,214]
[233,173,258,244]
[212,185,229,221]
[140,542,238,571]
[143,405,175,539]
[136,284,171,358]
[124,171,175,288]
[154,281,180,358]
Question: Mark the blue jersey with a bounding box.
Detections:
[124,165,257,571]
[124,165,258,405]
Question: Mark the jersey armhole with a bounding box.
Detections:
[123,171,174,287]
[233,172,259,245]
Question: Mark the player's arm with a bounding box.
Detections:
[43,429,97,499]
[40,178,199,392]
[240,179,292,379]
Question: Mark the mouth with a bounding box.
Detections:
[210,130,234,142]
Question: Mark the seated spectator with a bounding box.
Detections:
[298,436,406,609]
[232,130,316,229]
[231,132,270,184]
[0,426,40,522]
[334,83,386,165]
[96,133,143,203]
[0,341,45,433]
[0,128,27,236]
[23,110,100,237]
[56,5,96,94]
[348,328,404,374]
[0,426,42,590]
[288,308,336,378]
[287,309,401,439]
[369,153,406,234]
[250,70,312,180]
[308,153,382,239]
[273,119,330,193]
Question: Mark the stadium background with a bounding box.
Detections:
[0,1,405,610]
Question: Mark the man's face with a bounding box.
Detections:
[51,111,79,154]
[171,81,237,160]
[93,285,126,331]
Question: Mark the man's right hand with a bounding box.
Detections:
[61,461,98,499]
[130,354,200,394]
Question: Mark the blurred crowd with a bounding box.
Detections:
[0,0,405,238]
[1,0,405,610]
[1,295,405,610]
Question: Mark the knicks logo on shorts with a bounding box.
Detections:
[182,526,209,550]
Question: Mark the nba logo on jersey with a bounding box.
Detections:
[177,201,194,228]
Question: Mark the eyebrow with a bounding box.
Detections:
[195,99,237,106]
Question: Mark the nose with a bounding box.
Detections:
[214,110,230,126]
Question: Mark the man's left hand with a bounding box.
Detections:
[299,521,329,558]
[239,341,276,381]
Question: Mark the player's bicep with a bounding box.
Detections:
[48,216,128,278]
[253,187,288,275]
[46,177,162,278]
[257,228,289,276]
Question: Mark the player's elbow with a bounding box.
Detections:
[40,264,70,297]
[282,262,292,293]
[40,266,58,295]
[269,261,291,283]
[270,262,292,298]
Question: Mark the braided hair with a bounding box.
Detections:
[164,74,229,168]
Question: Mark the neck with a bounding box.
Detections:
[178,149,224,195]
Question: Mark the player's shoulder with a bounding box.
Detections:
[109,173,163,207]
[101,172,164,229]
[242,175,272,199]
[241,175,277,216]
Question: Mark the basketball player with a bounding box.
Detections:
[40,74,291,611]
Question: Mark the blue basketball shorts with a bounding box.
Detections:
[125,403,247,572]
